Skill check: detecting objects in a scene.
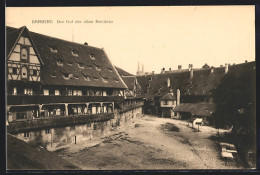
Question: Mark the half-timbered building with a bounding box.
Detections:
[6,26,128,122]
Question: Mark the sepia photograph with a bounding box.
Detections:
[5,6,256,170]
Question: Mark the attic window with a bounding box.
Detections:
[96,66,101,71]
[50,73,56,77]
[78,63,84,69]
[114,78,119,83]
[69,74,73,79]
[63,73,69,79]
[87,65,93,69]
[99,73,108,83]
[89,54,95,60]
[57,60,64,66]
[50,47,57,53]
[72,50,79,57]
[81,72,90,81]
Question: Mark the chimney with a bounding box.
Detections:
[84,42,88,46]
[225,63,228,74]
[169,68,171,71]
[189,65,193,79]
[245,60,248,63]
[178,65,182,70]
[188,64,193,71]
[210,66,214,74]
[167,78,170,87]
[161,68,165,74]
[152,71,154,74]
[220,65,223,67]
[177,89,180,105]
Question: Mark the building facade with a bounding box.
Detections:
[6,26,129,123]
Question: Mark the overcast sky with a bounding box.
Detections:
[6,6,255,74]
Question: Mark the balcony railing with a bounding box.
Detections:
[7,113,114,133]
[7,95,124,105]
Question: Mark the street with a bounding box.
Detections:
[55,115,242,170]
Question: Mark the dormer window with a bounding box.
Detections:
[75,76,79,79]
[63,73,69,79]
[93,76,98,80]
[67,62,73,66]
[57,60,64,66]
[82,72,90,81]
[114,78,119,83]
[50,73,56,78]
[87,65,92,69]
[107,67,113,72]
[50,46,57,53]
[21,47,29,61]
[72,50,79,57]
[89,54,95,60]
[69,74,73,79]
[78,63,84,69]
[99,73,108,83]
[96,66,101,71]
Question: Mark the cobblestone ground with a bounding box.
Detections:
[55,115,242,170]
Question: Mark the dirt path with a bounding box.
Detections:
[55,115,241,170]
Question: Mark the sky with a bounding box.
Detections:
[6,6,255,75]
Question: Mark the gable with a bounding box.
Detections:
[8,31,40,65]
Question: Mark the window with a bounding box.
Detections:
[107,67,113,72]
[45,129,50,134]
[50,46,57,53]
[56,108,61,115]
[24,132,30,137]
[72,50,79,57]
[63,73,69,79]
[67,62,73,66]
[50,73,56,78]
[24,88,33,95]
[78,63,84,69]
[21,47,29,61]
[43,89,49,96]
[89,54,95,60]
[12,87,17,95]
[73,90,82,96]
[114,78,119,83]
[96,66,101,71]
[30,69,37,76]
[87,123,91,128]
[103,91,107,96]
[57,60,64,66]
[55,90,60,96]
[21,66,28,79]
[164,100,168,105]
[67,89,73,96]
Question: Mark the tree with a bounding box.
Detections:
[213,65,256,167]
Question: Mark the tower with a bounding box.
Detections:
[137,62,140,75]
[142,64,144,74]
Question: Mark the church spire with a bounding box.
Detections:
[137,62,140,75]
[142,63,144,73]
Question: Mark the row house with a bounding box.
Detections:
[137,61,255,125]
[6,26,128,122]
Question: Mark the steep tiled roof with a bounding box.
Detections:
[121,76,145,98]
[160,93,176,101]
[174,103,216,117]
[6,26,25,57]
[115,66,133,76]
[122,76,135,90]
[6,26,127,89]
[137,61,255,101]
